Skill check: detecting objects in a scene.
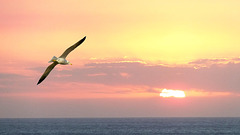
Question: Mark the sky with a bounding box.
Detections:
[1,0,240,118]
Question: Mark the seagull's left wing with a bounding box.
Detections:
[37,62,58,85]
[59,36,86,59]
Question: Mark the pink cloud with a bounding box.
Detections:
[51,58,240,92]
[2,57,240,100]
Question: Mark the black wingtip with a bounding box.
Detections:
[76,36,86,45]
[37,78,45,85]
[77,36,86,45]
[37,81,40,85]
[82,36,86,41]
[37,79,43,85]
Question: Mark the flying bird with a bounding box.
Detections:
[37,36,86,85]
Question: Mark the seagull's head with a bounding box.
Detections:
[67,61,72,65]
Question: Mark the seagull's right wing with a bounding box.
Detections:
[37,62,58,85]
[59,36,86,59]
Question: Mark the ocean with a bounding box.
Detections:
[1,117,240,135]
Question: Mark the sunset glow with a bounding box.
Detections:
[160,89,186,98]
[1,0,240,118]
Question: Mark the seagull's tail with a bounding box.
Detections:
[48,56,58,63]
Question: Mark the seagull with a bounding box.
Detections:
[37,36,86,85]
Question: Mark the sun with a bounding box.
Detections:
[160,89,186,98]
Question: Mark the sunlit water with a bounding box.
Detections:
[1,117,240,135]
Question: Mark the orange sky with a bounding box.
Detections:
[1,0,240,118]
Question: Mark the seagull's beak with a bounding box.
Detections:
[70,63,72,65]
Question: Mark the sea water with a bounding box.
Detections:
[1,117,240,135]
